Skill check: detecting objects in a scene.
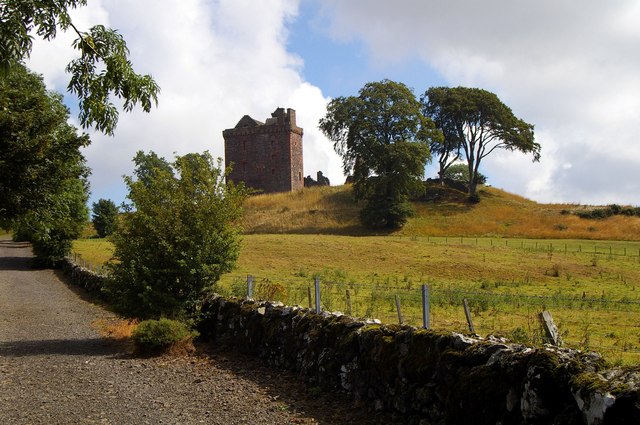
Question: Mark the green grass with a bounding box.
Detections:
[73,234,640,364]
[71,238,114,265]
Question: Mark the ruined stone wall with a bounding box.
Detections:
[223,108,303,193]
[198,296,640,425]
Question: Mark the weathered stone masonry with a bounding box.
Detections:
[223,108,303,193]
[197,296,640,425]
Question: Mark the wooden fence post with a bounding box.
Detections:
[539,310,562,346]
[395,295,404,325]
[463,298,475,334]
[345,290,352,316]
[421,285,430,329]
[314,277,321,313]
[247,275,254,300]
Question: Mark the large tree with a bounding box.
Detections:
[319,80,436,229]
[0,0,159,134]
[106,151,248,319]
[0,63,89,220]
[1,62,90,265]
[422,87,540,199]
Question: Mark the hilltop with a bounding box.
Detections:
[242,184,640,241]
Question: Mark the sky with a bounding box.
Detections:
[26,0,640,207]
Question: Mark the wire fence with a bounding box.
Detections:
[216,274,640,365]
[395,235,640,259]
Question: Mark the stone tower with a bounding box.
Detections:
[223,107,303,193]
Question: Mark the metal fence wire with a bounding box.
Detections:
[216,274,640,365]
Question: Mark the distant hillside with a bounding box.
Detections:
[241,184,640,241]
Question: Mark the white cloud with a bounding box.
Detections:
[27,0,341,205]
[319,0,640,205]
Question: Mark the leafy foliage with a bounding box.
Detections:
[319,80,437,228]
[131,318,195,353]
[422,87,539,198]
[0,0,159,134]
[442,163,487,186]
[91,198,119,238]
[575,204,640,219]
[106,151,248,319]
[1,63,89,265]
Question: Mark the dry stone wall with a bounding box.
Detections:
[197,295,640,425]
[59,263,640,424]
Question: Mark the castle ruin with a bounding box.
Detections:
[223,108,303,193]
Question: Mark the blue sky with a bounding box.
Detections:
[26,0,640,207]
[287,0,447,99]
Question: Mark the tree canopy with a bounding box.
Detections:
[320,80,436,228]
[1,62,89,265]
[422,87,539,199]
[91,198,119,238]
[442,163,487,187]
[1,0,159,134]
[0,62,89,221]
[106,151,248,319]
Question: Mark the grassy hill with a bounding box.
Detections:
[241,184,640,241]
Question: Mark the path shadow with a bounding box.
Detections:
[199,345,402,425]
[0,337,122,358]
[0,255,33,271]
[0,240,32,271]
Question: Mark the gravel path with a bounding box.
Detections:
[0,238,393,424]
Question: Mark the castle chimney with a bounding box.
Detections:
[287,108,296,126]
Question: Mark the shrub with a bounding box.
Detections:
[131,318,196,354]
[575,204,640,219]
[106,151,248,319]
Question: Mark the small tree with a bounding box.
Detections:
[91,199,119,238]
[106,151,248,319]
[442,163,487,186]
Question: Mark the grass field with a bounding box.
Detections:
[73,233,640,364]
[71,184,640,364]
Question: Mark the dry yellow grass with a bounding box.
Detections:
[241,184,640,241]
[92,318,138,341]
[241,185,363,234]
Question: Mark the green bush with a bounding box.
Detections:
[106,151,248,319]
[576,204,640,219]
[131,318,196,352]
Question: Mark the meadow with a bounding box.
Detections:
[72,184,640,364]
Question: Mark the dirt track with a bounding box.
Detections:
[0,237,391,424]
